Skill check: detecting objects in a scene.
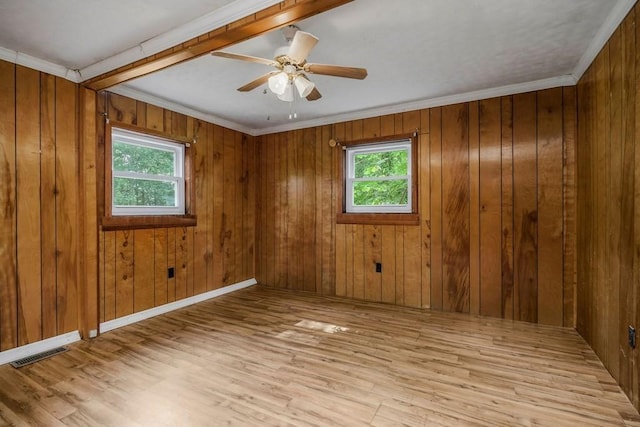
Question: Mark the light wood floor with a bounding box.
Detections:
[0,287,638,426]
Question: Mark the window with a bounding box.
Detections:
[111,127,184,215]
[337,134,418,225]
[346,140,412,213]
[103,123,196,230]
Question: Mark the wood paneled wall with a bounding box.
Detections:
[97,93,255,323]
[0,60,80,350]
[576,6,640,410]
[256,88,576,327]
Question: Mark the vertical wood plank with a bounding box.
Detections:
[265,134,276,288]
[206,123,214,289]
[607,28,622,378]
[175,228,188,301]
[185,117,195,297]
[479,98,503,318]
[303,128,317,292]
[335,224,346,297]
[79,87,99,339]
[562,87,577,329]
[313,128,321,293]
[634,7,640,406]
[501,97,514,320]
[395,227,405,305]
[212,125,224,289]
[537,88,564,326]
[108,93,137,125]
[380,115,395,137]
[381,225,396,304]
[154,229,168,306]
[223,128,236,287]
[353,225,365,300]
[594,51,607,354]
[234,132,244,283]
[441,103,470,313]
[254,136,264,285]
[429,107,443,310]
[420,110,431,309]
[618,9,636,402]
[364,225,382,302]
[403,226,422,308]
[403,110,421,134]
[0,60,17,350]
[344,225,354,298]
[576,66,591,338]
[40,73,57,339]
[402,112,423,308]
[287,130,300,288]
[16,66,42,346]
[136,101,146,128]
[277,133,287,289]
[245,134,256,280]
[133,229,155,312]
[103,232,116,322]
[321,126,335,296]
[468,102,481,315]
[54,78,78,334]
[115,231,134,318]
[167,229,176,302]
[192,120,208,295]
[363,117,380,138]
[146,105,163,131]
[513,92,538,323]
[99,231,105,324]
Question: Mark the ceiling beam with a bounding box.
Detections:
[83,0,354,91]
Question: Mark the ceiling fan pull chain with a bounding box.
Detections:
[289,91,298,120]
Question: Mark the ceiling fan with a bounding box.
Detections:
[211,26,368,102]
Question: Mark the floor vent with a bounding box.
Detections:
[10,346,68,368]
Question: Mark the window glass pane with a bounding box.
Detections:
[354,149,408,178]
[113,141,175,176]
[353,180,408,206]
[113,177,176,207]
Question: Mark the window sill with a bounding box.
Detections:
[336,212,419,226]
[101,215,197,231]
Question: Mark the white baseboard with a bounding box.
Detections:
[0,331,81,366]
[100,278,257,333]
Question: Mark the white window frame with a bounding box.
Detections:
[111,127,185,216]
[345,139,412,213]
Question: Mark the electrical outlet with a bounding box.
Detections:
[629,325,636,349]
[375,262,382,273]
[168,267,175,279]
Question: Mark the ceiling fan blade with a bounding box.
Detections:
[305,63,368,80]
[288,31,319,63]
[306,86,322,101]
[238,71,280,92]
[212,51,277,67]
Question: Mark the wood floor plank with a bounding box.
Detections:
[0,287,637,426]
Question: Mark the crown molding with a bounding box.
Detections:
[78,0,283,82]
[116,75,575,137]
[252,75,577,135]
[572,0,637,80]
[0,47,81,82]
[110,84,258,135]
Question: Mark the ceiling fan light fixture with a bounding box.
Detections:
[268,72,288,95]
[294,75,315,98]
[277,82,294,102]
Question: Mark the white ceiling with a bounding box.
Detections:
[0,0,635,135]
